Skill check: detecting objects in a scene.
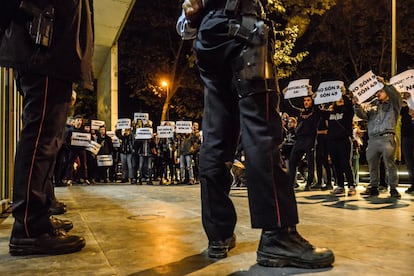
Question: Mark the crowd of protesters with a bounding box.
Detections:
[53,75,414,201]
[53,117,202,186]
[277,76,414,199]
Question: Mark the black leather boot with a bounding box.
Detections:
[257,227,334,268]
[9,224,85,256]
[50,216,73,232]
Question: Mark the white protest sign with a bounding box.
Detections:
[91,120,105,130]
[86,141,101,155]
[97,155,113,167]
[349,71,384,103]
[175,121,193,134]
[116,118,131,130]
[157,126,174,138]
[106,131,120,147]
[134,113,149,124]
[71,132,91,147]
[135,127,153,139]
[314,81,344,105]
[390,69,414,109]
[284,79,310,99]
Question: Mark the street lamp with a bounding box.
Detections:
[161,80,170,120]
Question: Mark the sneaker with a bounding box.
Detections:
[360,187,379,196]
[9,230,85,256]
[347,186,357,196]
[405,186,414,194]
[208,234,236,259]
[390,188,401,199]
[257,228,334,268]
[330,187,345,195]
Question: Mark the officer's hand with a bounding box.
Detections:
[182,0,204,22]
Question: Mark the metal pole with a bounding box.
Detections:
[166,85,170,121]
[391,0,397,77]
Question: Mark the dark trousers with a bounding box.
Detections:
[328,137,354,188]
[194,11,298,242]
[316,135,332,186]
[12,72,71,238]
[289,137,316,187]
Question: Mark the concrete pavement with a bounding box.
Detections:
[0,183,413,275]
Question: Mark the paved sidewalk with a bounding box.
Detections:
[0,184,413,275]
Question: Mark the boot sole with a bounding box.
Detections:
[257,251,334,269]
[9,240,85,256]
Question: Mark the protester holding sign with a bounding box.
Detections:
[158,135,177,185]
[284,90,322,191]
[354,77,402,198]
[116,128,135,184]
[65,115,90,186]
[319,89,356,196]
[96,126,114,183]
[157,123,177,185]
[136,122,157,185]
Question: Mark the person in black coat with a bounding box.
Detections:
[0,0,94,255]
[96,125,114,182]
[320,92,356,196]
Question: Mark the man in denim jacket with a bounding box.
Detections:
[354,77,402,198]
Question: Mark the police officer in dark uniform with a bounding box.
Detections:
[180,0,334,268]
[0,0,94,255]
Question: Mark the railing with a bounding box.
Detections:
[0,67,21,214]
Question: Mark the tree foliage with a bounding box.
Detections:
[119,0,203,124]
[266,0,336,83]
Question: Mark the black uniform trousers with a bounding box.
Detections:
[12,72,71,238]
[194,11,298,242]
